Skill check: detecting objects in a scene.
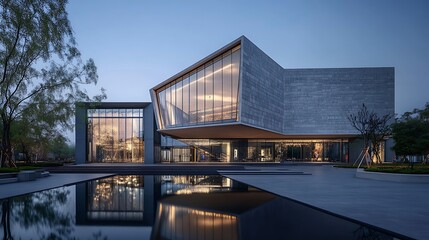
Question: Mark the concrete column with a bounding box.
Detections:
[75,103,87,164]
[144,104,160,164]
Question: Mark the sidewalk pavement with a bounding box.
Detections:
[221,165,429,240]
[0,173,113,200]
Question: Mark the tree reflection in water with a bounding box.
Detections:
[1,188,74,240]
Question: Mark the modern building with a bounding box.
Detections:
[76,36,394,164]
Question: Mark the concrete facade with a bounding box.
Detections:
[240,37,285,133]
[239,37,395,136]
[283,67,394,135]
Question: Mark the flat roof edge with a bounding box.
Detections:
[76,102,151,109]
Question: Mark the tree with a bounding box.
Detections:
[392,103,429,164]
[48,135,74,161]
[1,188,74,239]
[0,0,105,167]
[347,104,372,151]
[11,100,72,163]
[348,104,392,165]
[368,113,392,164]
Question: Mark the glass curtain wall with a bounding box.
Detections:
[245,140,346,162]
[160,138,351,163]
[87,109,144,163]
[157,45,241,129]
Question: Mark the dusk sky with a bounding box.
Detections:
[67,0,429,115]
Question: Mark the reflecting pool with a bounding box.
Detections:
[0,175,406,240]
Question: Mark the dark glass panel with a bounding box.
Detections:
[213,59,223,121]
[132,109,140,117]
[120,109,126,117]
[222,52,232,120]
[170,84,176,126]
[197,68,205,123]
[105,109,112,118]
[126,109,133,118]
[87,109,94,117]
[112,108,119,117]
[189,72,197,124]
[99,109,106,118]
[231,49,240,120]
[182,76,190,125]
[165,85,171,127]
[175,80,183,126]
[119,118,126,161]
[112,117,119,160]
[204,63,214,122]
[158,90,166,128]
[126,118,133,161]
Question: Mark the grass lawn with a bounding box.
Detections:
[333,165,363,169]
[366,163,429,174]
[335,163,429,174]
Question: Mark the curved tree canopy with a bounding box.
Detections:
[392,103,429,159]
[0,0,105,167]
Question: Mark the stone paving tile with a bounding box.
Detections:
[222,165,428,240]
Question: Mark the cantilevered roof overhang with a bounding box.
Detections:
[158,123,357,139]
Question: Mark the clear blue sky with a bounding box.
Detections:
[67,0,429,114]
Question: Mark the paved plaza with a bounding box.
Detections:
[1,164,427,239]
[0,173,112,199]
[222,164,428,240]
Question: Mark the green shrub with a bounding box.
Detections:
[366,164,429,174]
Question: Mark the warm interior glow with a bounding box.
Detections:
[156,47,241,129]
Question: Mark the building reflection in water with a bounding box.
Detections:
[76,175,149,225]
[155,203,238,240]
[76,175,231,226]
[87,175,145,221]
[160,175,232,195]
[76,175,399,240]
[151,191,397,240]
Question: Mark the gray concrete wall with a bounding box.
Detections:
[283,68,394,135]
[238,40,394,137]
[75,104,87,164]
[240,37,285,133]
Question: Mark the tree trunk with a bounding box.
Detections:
[21,142,31,164]
[1,122,13,168]
[372,143,381,164]
[2,200,13,239]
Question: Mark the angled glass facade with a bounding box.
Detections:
[87,108,144,163]
[156,45,241,129]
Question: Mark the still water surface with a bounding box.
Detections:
[0,175,405,239]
